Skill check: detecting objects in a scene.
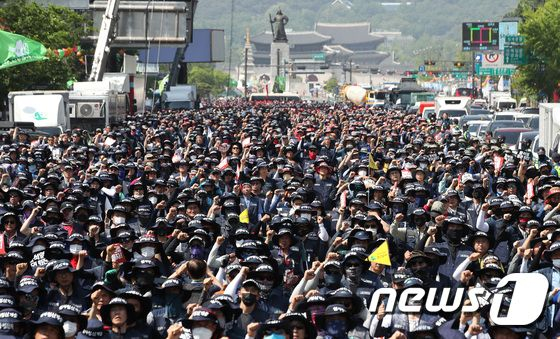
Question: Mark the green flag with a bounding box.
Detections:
[0,30,48,70]
[158,74,169,93]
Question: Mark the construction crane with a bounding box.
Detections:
[88,0,120,81]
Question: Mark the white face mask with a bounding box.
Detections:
[113,216,126,225]
[192,327,213,339]
[63,321,78,337]
[358,170,367,177]
[141,246,155,259]
[149,197,158,205]
[69,244,82,255]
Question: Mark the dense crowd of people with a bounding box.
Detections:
[0,98,558,339]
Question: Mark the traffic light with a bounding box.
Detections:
[424,60,436,66]
[454,61,465,67]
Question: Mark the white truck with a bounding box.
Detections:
[488,91,512,110]
[7,91,71,135]
[539,103,560,156]
[69,74,129,130]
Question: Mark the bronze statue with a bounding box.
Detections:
[269,9,289,42]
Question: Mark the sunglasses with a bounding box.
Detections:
[4,220,16,225]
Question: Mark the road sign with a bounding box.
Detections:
[484,53,500,63]
[418,65,425,72]
[312,52,325,61]
[475,54,483,63]
[462,22,499,51]
[477,66,516,76]
[504,47,528,65]
[505,35,525,44]
[499,22,519,50]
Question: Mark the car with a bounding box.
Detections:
[520,107,539,114]
[527,116,539,129]
[470,108,493,116]
[493,111,521,121]
[459,114,492,128]
[486,120,526,135]
[465,120,490,138]
[493,127,534,146]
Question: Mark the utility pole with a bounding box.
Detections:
[277,48,280,78]
[471,51,476,96]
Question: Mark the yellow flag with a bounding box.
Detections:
[369,153,378,170]
[239,209,249,224]
[367,240,391,266]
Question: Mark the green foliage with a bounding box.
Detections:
[516,0,560,98]
[0,0,90,102]
[324,77,338,93]
[188,64,230,97]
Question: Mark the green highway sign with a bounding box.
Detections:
[504,47,528,65]
[452,72,468,79]
[505,35,525,44]
[312,52,325,61]
[477,67,516,76]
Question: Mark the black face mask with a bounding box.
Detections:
[463,186,473,198]
[446,228,464,242]
[472,189,485,199]
[324,272,342,288]
[241,293,257,306]
[135,273,155,287]
[413,268,434,284]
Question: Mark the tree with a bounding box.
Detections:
[517,0,560,98]
[0,0,90,106]
[187,64,230,97]
[324,77,338,94]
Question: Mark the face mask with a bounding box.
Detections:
[113,216,126,225]
[32,245,46,253]
[518,218,530,224]
[324,272,342,288]
[141,246,155,259]
[133,193,144,200]
[553,259,560,268]
[69,244,82,255]
[241,293,257,306]
[135,272,155,287]
[63,321,78,337]
[29,165,37,173]
[358,170,367,177]
[446,229,464,242]
[192,327,213,339]
[258,280,274,293]
[149,196,158,205]
[463,186,473,198]
[413,269,433,284]
[326,319,347,337]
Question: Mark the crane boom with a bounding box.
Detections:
[89,0,120,81]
